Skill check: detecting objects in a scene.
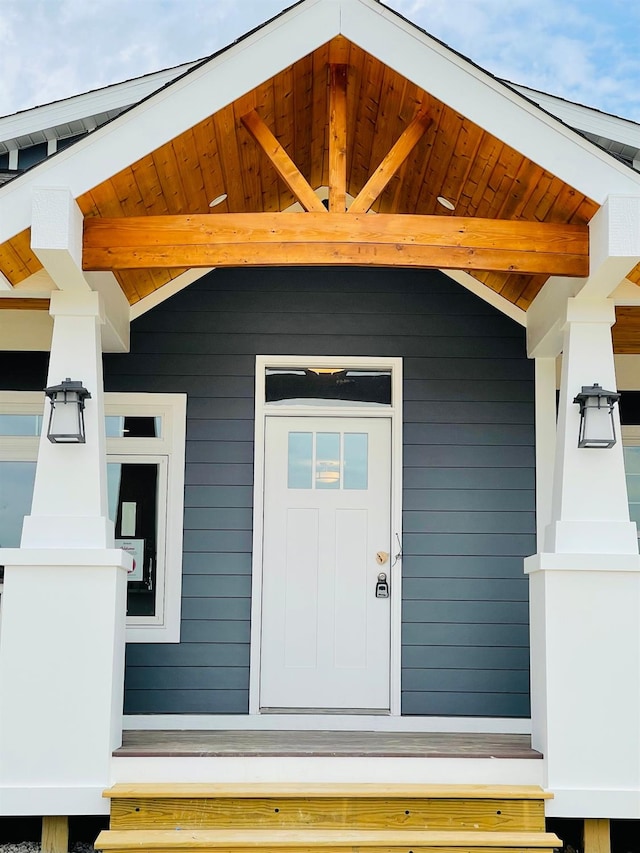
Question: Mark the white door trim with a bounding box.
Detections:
[249,356,403,716]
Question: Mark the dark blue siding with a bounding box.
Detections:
[0,265,534,717]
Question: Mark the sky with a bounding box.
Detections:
[0,0,639,123]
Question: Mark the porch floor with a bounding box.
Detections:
[115,731,541,759]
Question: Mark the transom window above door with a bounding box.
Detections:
[266,367,392,407]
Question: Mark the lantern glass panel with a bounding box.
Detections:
[579,397,616,448]
[48,390,85,443]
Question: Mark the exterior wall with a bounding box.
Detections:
[0,266,536,716]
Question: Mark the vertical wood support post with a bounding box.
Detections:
[42,816,69,853]
[583,819,611,853]
[329,64,348,212]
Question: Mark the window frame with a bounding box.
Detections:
[0,391,186,643]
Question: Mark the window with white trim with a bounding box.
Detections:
[623,426,640,543]
[0,392,186,642]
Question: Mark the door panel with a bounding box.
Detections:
[260,416,391,710]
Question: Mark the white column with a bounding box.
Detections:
[526,297,640,819]
[0,290,130,816]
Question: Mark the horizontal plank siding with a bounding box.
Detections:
[117,266,533,716]
[0,266,534,717]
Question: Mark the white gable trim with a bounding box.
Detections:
[342,0,640,203]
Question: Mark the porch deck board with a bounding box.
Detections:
[115,731,541,759]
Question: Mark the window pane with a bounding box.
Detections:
[288,432,312,489]
[0,414,43,436]
[344,433,368,490]
[110,462,159,617]
[624,447,640,474]
[106,416,161,437]
[266,368,392,406]
[0,461,36,548]
[316,432,340,489]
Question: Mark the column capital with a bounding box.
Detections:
[49,289,104,320]
[564,297,616,327]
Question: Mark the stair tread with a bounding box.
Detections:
[103,784,553,800]
[96,829,562,848]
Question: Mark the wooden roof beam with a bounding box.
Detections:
[349,109,433,215]
[241,109,326,213]
[83,213,589,277]
[328,64,348,213]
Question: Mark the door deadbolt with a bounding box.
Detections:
[376,551,389,565]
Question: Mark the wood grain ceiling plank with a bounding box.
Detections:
[414,106,464,215]
[172,128,208,213]
[130,154,170,216]
[533,175,566,222]
[190,117,228,214]
[292,52,314,193]
[457,133,504,216]
[348,46,386,200]
[88,181,127,218]
[328,64,348,212]
[491,159,545,222]
[510,169,555,223]
[213,104,246,212]
[109,167,148,217]
[310,42,331,190]
[234,93,266,213]
[432,118,486,215]
[151,141,190,214]
[395,95,442,215]
[613,307,640,354]
[0,235,34,285]
[10,227,42,276]
[272,62,296,212]
[76,190,101,218]
[475,146,523,219]
[241,110,325,213]
[349,108,432,214]
[367,67,408,213]
[514,274,548,310]
[253,76,282,212]
[627,263,640,285]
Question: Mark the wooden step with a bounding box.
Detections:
[104,785,554,800]
[96,828,563,852]
[104,784,549,833]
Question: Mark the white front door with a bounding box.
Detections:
[260,416,391,711]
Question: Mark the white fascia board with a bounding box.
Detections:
[612,278,640,305]
[440,269,526,326]
[511,84,640,152]
[0,62,197,144]
[0,310,53,350]
[344,0,640,203]
[0,0,337,246]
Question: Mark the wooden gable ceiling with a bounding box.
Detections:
[2,36,639,316]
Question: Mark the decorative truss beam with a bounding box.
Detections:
[83,212,589,277]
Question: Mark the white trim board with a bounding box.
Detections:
[122,714,531,734]
[249,355,404,716]
[110,755,543,787]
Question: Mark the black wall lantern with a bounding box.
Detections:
[573,383,621,448]
[44,378,91,444]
